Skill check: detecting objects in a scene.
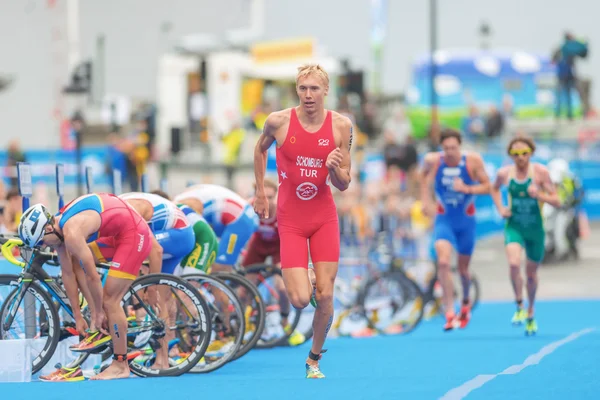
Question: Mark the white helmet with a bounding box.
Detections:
[18,204,52,247]
[547,158,570,183]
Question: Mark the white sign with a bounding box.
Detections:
[112,170,122,195]
[17,163,33,197]
[55,164,64,196]
[85,167,94,194]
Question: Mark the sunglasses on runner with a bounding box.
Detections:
[509,149,532,157]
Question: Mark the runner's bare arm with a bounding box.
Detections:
[62,220,104,321]
[536,165,561,208]
[419,152,439,205]
[490,166,509,211]
[466,153,491,194]
[254,112,285,196]
[56,245,84,321]
[329,116,353,191]
[147,235,163,274]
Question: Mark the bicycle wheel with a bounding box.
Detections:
[245,263,302,349]
[123,273,212,377]
[358,270,425,335]
[469,272,481,311]
[0,275,61,374]
[212,272,265,360]
[182,273,244,373]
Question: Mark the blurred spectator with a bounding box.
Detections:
[106,133,128,191]
[251,103,272,131]
[553,32,589,120]
[382,131,418,193]
[4,188,22,233]
[502,94,514,117]
[221,120,246,189]
[6,139,26,188]
[383,106,411,144]
[357,99,378,140]
[485,105,504,138]
[121,119,151,191]
[0,203,6,234]
[461,105,485,142]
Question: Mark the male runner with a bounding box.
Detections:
[174,184,259,271]
[243,178,305,346]
[17,194,151,380]
[490,136,560,335]
[420,128,491,331]
[253,64,352,378]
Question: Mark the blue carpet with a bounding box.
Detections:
[0,300,598,399]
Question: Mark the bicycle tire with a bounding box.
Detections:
[358,270,425,335]
[123,273,212,377]
[245,263,302,349]
[181,273,244,373]
[212,272,266,360]
[0,274,62,374]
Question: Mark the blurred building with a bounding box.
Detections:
[1,0,598,147]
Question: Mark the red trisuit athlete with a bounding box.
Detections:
[253,64,353,379]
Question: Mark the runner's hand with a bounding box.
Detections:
[253,194,269,219]
[453,177,470,193]
[500,207,512,218]
[326,148,343,170]
[527,183,539,198]
[422,201,435,218]
[75,316,89,336]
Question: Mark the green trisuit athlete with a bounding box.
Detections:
[491,138,560,336]
[177,204,218,274]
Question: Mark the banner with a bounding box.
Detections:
[250,38,314,64]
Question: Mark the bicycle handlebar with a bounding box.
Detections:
[0,238,26,268]
[0,235,60,268]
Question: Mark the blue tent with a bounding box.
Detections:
[407,48,579,111]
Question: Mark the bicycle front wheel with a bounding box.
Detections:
[182,273,244,373]
[358,270,425,335]
[212,272,266,360]
[245,263,303,349]
[0,275,61,374]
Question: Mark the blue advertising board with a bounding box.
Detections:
[0,147,111,187]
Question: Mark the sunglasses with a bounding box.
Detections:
[510,149,532,157]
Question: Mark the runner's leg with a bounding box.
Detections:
[525,259,539,318]
[280,230,311,309]
[91,223,151,381]
[90,275,133,380]
[307,220,340,370]
[432,218,456,317]
[525,234,545,319]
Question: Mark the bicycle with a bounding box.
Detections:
[238,262,303,349]
[180,273,245,373]
[0,235,212,377]
[208,268,266,360]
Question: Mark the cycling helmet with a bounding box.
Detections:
[18,204,52,247]
[547,159,570,183]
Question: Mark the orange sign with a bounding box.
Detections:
[251,38,314,64]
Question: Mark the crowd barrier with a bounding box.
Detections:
[360,140,600,239]
[2,140,599,241]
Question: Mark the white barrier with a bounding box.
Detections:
[0,339,32,382]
